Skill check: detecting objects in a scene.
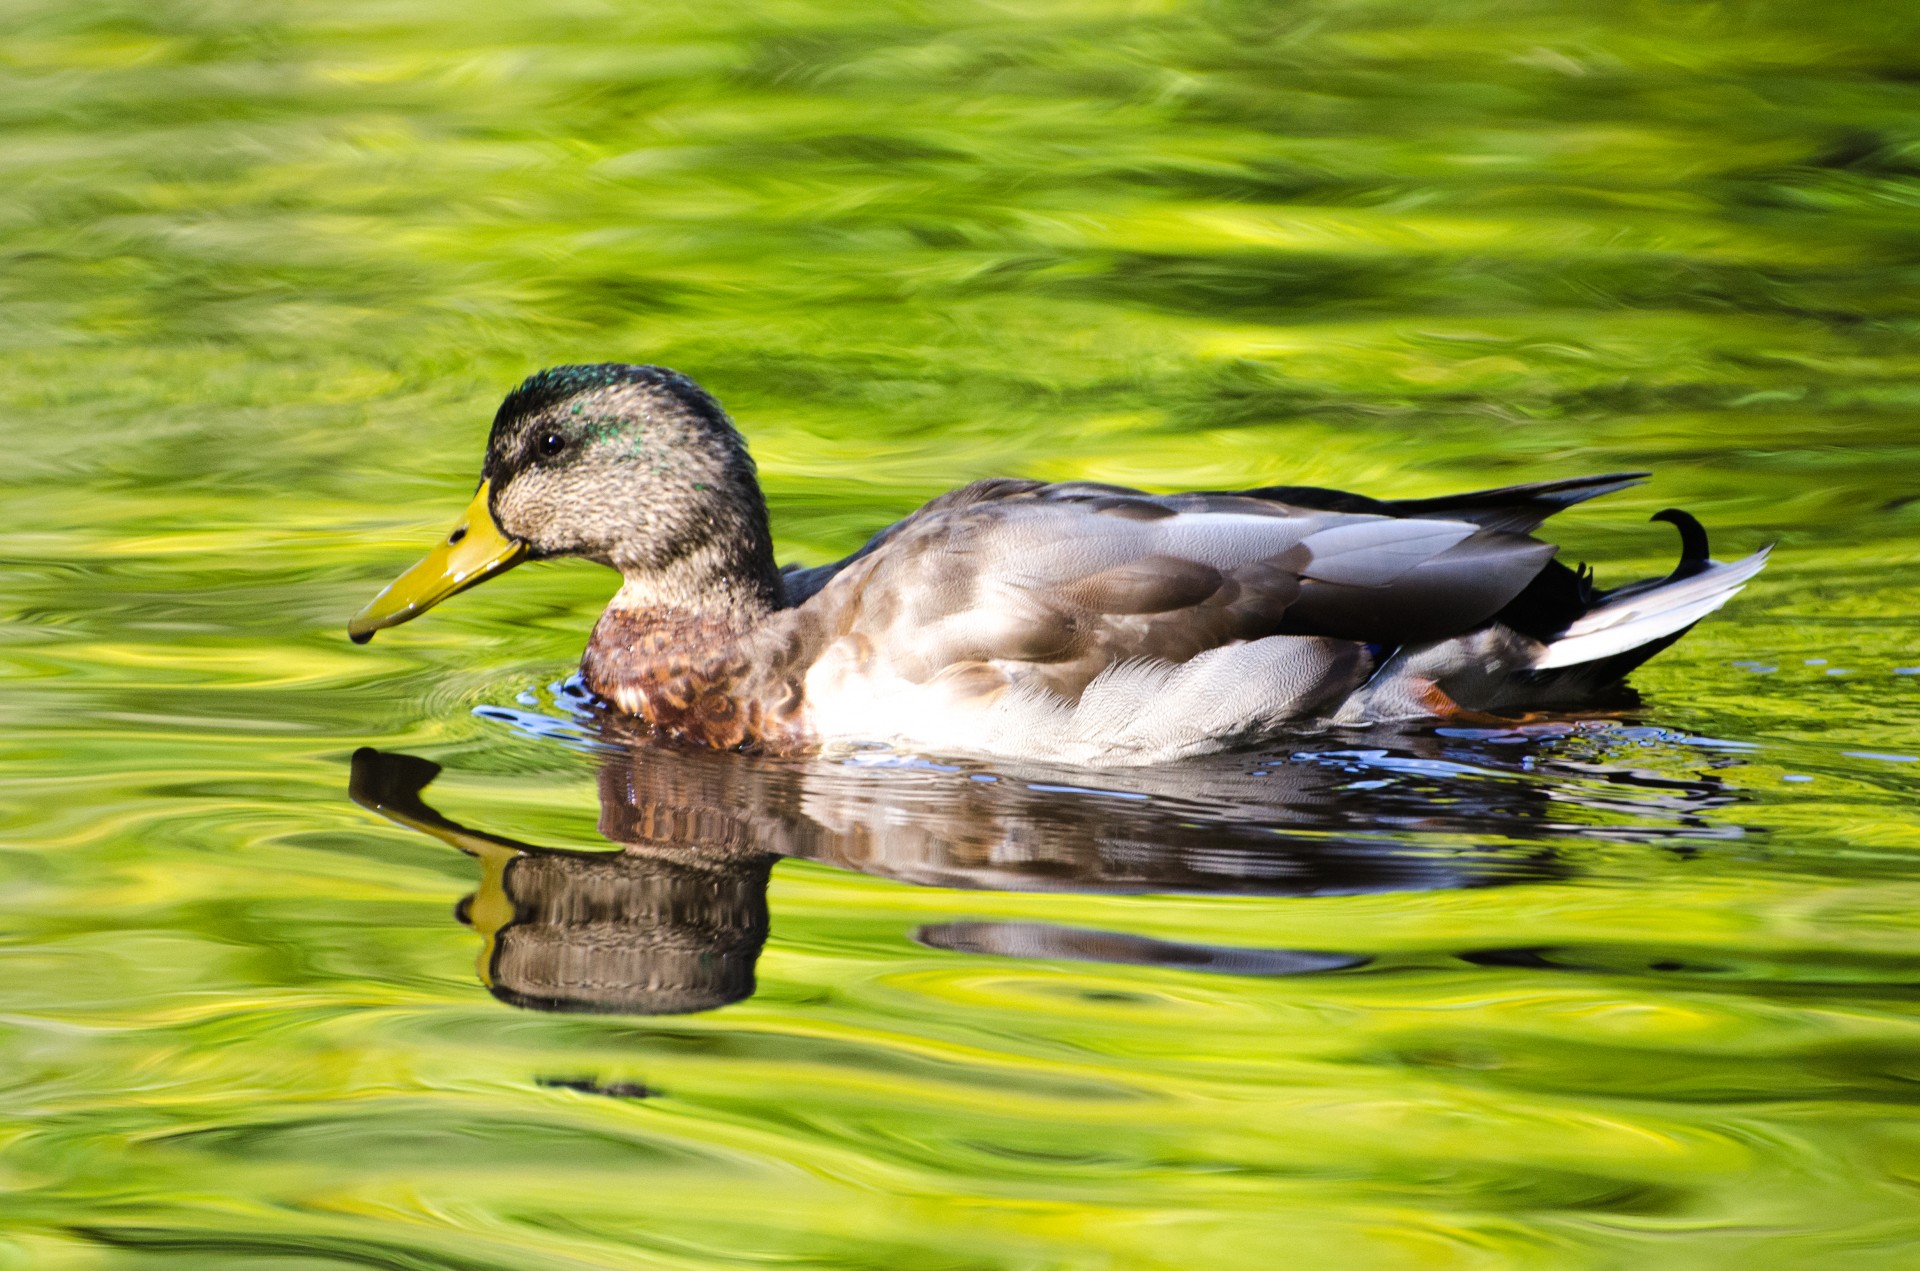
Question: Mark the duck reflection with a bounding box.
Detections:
[352,748,775,1015]
[349,720,1744,1016]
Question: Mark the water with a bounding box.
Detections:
[3,0,1920,1265]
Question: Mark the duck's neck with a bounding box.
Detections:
[604,503,786,625]
[603,571,781,630]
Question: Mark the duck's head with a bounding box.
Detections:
[348,364,780,643]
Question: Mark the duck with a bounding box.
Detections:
[348,363,1769,766]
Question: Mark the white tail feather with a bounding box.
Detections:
[1534,547,1771,670]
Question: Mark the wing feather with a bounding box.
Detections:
[1297,519,1480,587]
[810,479,1558,700]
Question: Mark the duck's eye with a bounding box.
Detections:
[539,431,567,457]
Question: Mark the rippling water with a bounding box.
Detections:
[4,0,1920,1265]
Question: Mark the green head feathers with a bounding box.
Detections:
[483,363,730,476]
[471,365,778,607]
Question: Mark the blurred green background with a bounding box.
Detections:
[2,0,1919,1267]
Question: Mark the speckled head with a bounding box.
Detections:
[482,364,753,559]
[483,364,729,484]
[347,363,781,643]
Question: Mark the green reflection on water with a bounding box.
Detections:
[2,0,1919,1266]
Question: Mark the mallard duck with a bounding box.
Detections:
[348,363,1768,765]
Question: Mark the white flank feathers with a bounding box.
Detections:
[803,635,1362,766]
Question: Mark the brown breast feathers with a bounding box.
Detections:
[581,607,816,752]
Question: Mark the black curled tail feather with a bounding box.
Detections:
[1494,505,1722,643]
[1600,509,1715,603]
[1650,509,1710,581]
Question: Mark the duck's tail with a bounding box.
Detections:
[1529,511,1769,683]
[1338,512,1769,721]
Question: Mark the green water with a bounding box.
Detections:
[4,0,1920,1265]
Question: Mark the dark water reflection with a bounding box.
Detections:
[351,710,1748,1015]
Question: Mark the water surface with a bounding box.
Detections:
[3,0,1920,1266]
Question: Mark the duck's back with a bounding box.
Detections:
[788,479,1565,763]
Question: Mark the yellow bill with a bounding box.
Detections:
[348,481,528,643]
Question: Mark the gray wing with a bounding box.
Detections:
[781,473,1635,606]
[805,481,1556,700]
